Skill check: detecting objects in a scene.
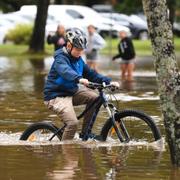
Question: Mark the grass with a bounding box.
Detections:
[102,38,180,56]
[0,44,54,58]
[0,38,180,58]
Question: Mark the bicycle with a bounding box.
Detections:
[20,82,161,143]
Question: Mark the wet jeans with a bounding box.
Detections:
[44,87,98,140]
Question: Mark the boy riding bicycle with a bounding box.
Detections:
[44,28,119,140]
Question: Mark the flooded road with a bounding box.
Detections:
[0,55,179,180]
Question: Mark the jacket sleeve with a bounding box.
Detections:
[112,42,122,60]
[112,54,121,60]
[54,55,82,82]
[82,62,111,84]
[47,35,58,44]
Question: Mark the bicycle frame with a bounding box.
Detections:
[77,88,126,142]
[49,83,128,142]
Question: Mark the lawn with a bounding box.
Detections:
[0,38,180,58]
[102,38,180,56]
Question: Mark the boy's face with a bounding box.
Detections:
[67,42,84,58]
[71,47,84,58]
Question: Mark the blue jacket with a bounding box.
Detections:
[44,48,111,101]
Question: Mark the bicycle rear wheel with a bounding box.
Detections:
[100,110,161,143]
[20,122,62,142]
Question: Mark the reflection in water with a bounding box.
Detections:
[0,143,179,180]
[29,58,46,94]
[120,79,135,91]
[0,144,166,180]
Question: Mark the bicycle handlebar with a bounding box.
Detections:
[86,82,119,91]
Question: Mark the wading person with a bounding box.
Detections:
[47,24,66,51]
[85,24,106,72]
[112,30,136,81]
[44,28,119,140]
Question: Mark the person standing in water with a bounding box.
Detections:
[47,24,66,51]
[85,24,106,72]
[112,30,136,81]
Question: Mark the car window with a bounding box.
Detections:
[66,9,84,19]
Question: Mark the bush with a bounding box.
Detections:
[5,24,33,45]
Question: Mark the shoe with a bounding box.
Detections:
[79,133,103,141]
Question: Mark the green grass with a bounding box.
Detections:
[102,38,180,56]
[0,38,180,58]
[0,44,54,58]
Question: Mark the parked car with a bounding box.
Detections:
[0,12,33,44]
[101,13,149,40]
[20,5,131,38]
[0,12,30,25]
[92,4,113,13]
[15,10,58,25]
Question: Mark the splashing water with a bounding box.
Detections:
[0,131,165,152]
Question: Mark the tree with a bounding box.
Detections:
[0,0,36,12]
[142,0,180,166]
[29,0,50,53]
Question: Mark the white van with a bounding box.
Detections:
[20,5,130,37]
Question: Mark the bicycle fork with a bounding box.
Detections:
[105,105,130,143]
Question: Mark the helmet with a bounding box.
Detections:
[66,28,87,49]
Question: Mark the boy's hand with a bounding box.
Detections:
[79,78,89,86]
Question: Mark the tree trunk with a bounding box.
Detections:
[142,0,180,166]
[29,0,50,53]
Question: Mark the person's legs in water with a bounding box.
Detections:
[73,87,98,136]
[45,97,79,140]
[86,49,99,72]
[120,60,135,81]
[120,63,128,81]
[127,63,135,81]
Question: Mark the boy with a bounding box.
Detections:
[44,28,119,140]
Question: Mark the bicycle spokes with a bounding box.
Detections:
[27,129,59,142]
[28,134,37,141]
[108,120,130,143]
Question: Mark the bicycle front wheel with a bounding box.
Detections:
[20,122,62,142]
[100,110,161,143]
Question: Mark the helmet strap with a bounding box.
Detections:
[66,42,73,54]
[66,43,77,59]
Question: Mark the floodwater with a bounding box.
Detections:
[0,55,179,180]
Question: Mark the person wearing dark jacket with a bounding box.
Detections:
[44,28,119,141]
[47,24,66,51]
[112,30,136,81]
